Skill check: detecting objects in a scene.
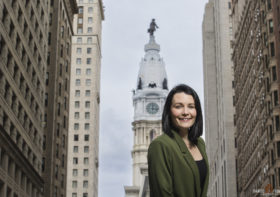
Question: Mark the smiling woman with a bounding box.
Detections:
[148,84,209,197]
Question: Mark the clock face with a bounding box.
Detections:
[146,102,159,114]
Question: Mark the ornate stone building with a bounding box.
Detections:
[202,0,237,196]
[232,0,280,196]
[0,0,77,196]
[66,0,104,197]
[124,31,169,197]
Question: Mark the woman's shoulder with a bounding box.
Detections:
[149,133,175,151]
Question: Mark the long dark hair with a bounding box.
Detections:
[162,84,203,145]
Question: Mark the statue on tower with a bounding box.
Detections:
[147,19,159,36]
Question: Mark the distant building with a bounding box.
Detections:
[124,32,169,197]
[231,0,280,196]
[66,0,104,197]
[202,0,237,196]
[43,0,77,197]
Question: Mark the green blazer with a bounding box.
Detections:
[148,130,209,197]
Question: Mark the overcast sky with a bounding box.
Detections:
[99,0,208,196]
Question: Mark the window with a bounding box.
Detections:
[84,157,89,165]
[73,146,78,153]
[87,48,92,54]
[88,17,93,24]
[85,112,90,119]
[86,68,91,75]
[73,158,78,164]
[74,123,79,130]
[84,146,89,153]
[74,134,79,141]
[270,42,275,57]
[79,0,83,3]
[83,169,89,176]
[78,18,83,24]
[75,101,80,108]
[85,90,91,96]
[83,181,88,188]
[87,27,92,33]
[73,169,78,176]
[276,115,280,131]
[85,123,90,130]
[84,134,89,141]
[76,58,81,64]
[274,91,279,106]
[86,79,91,86]
[272,66,277,81]
[72,181,77,188]
[75,79,81,86]
[76,48,82,54]
[76,68,81,75]
[277,142,280,157]
[88,7,93,13]
[77,27,83,34]
[269,19,274,33]
[85,101,90,108]
[83,193,88,197]
[78,7,83,14]
[75,90,80,97]
[87,37,92,43]
[89,0,93,3]
[77,37,82,43]
[72,193,77,197]
[74,112,79,119]
[86,58,91,64]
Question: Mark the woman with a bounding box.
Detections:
[148,84,209,197]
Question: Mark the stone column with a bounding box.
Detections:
[4,119,11,135]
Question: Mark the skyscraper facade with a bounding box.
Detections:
[124,31,169,197]
[0,0,77,197]
[43,1,77,197]
[232,0,280,195]
[66,0,104,197]
[202,0,237,196]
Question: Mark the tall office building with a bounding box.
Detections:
[0,0,77,197]
[202,0,237,196]
[66,0,104,197]
[124,30,169,197]
[0,0,49,196]
[43,0,77,197]
[231,0,280,196]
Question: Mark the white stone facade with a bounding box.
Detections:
[66,0,104,197]
[202,0,237,197]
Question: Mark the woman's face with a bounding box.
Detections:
[170,92,197,132]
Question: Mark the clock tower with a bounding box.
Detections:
[124,21,169,197]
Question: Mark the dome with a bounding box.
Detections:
[136,35,168,91]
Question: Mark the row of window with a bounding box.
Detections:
[72,180,89,188]
[73,157,89,165]
[78,17,93,24]
[74,112,90,119]
[76,47,92,54]
[76,58,92,65]
[72,169,89,177]
[74,101,91,108]
[74,134,89,141]
[75,79,91,86]
[72,192,88,197]
[75,90,91,97]
[74,123,90,130]
[78,6,93,14]
[73,146,90,153]
[76,68,92,75]
[77,27,93,34]
[76,37,93,43]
